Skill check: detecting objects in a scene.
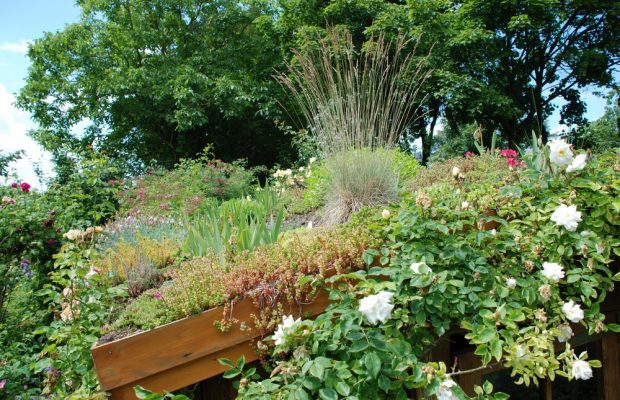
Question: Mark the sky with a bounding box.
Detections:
[0,1,80,189]
[0,1,615,190]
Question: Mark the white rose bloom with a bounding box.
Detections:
[490,229,497,236]
[359,291,395,325]
[551,204,582,231]
[548,139,574,169]
[572,360,593,380]
[382,209,391,219]
[541,262,565,282]
[461,201,469,209]
[309,157,317,164]
[566,153,587,173]
[410,261,430,275]
[451,166,461,177]
[506,278,517,289]
[562,300,584,323]
[436,379,458,400]
[556,324,574,343]
[272,315,300,346]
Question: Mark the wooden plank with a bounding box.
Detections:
[92,288,332,392]
[109,341,256,400]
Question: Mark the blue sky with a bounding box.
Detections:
[0,1,80,188]
[0,1,615,189]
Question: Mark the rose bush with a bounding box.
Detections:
[234,149,619,399]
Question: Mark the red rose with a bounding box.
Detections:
[20,182,31,192]
[465,151,473,158]
[44,219,54,227]
[11,182,18,188]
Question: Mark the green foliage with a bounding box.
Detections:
[183,188,283,266]
[119,150,255,217]
[0,149,23,178]
[18,0,295,170]
[235,150,619,398]
[566,91,620,152]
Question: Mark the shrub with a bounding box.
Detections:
[323,149,400,225]
[118,148,255,217]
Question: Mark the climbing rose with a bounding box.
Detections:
[359,291,394,325]
[556,324,574,343]
[272,315,300,346]
[551,204,582,231]
[436,379,458,400]
[541,262,565,282]
[566,153,587,173]
[20,182,31,192]
[571,360,593,380]
[562,300,584,323]
[548,139,574,169]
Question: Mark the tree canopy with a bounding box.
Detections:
[16,0,619,170]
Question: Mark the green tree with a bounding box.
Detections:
[566,90,620,151]
[0,150,22,178]
[17,0,293,170]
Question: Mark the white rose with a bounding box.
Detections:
[64,229,82,241]
[556,324,574,343]
[436,379,458,400]
[272,315,300,346]
[283,169,293,176]
[548,139,574,169]
[566,153,587,173]
[410,261,431,275]
[541,262,565,282]
[309,157,317,164]
[551,204,582,232]
[382,209,391,219]
[461,201,469,209]
[506,277,517,289]
[571,360,593,380]
[490,229,497,236]
[451,166,461,177]
[562,300,584,323]
[359,291,394,325]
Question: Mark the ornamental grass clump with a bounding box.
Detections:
[277,28,429,224]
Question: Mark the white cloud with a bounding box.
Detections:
[0,40,31,54]
[0,83,53,190]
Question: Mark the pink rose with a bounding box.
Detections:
[465,151,473,158]
[20,182,31,192]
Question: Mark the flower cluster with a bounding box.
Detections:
[498,148,523,168]
[358,291,394,325]
[548,138,587,173]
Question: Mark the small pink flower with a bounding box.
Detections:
[465,151,473,158]
[506,157,519,167]
[499,149,518,159]
[20,182,31,192]
[0,379,6,389]
[159,202,171,210]
[153,293,162,299]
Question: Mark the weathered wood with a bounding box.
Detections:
[92,287,332,399]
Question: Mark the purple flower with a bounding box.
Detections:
[153,292,162,300]
[21,259,33,279]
